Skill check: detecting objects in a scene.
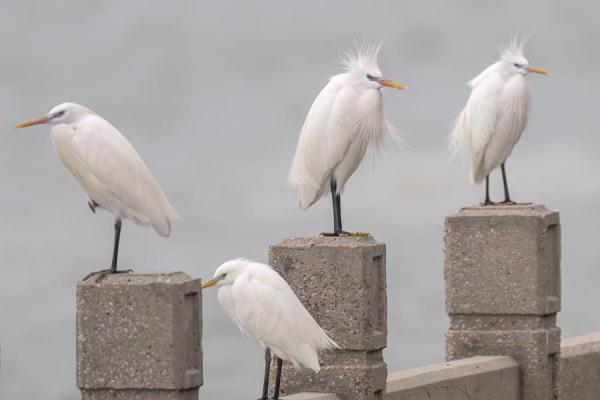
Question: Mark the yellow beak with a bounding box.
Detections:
[527,66,549,75]
[14,115,50,128]
[201,278,219,289]
[379,79,406,90]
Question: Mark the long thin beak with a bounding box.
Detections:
[527,66,549,75]
[14,115,50,128]
[201,278,219,289]
[379,79,406,90]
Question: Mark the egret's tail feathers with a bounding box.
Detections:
[289,174,326,210]
[151,200,179,237]
[471,153,487,185]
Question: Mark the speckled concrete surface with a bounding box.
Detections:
[557,333,600,400]
[444,205,561,400]
[76,271,202,399]
[269,236,387,400]
[444,204,560,316]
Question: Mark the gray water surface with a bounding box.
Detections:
[0,1,599,399]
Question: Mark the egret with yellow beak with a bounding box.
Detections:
[289,43,405,235]
[202,258,338,400]
[15,103,178,272]
[450,38,548,204]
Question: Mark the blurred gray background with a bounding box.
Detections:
[0,1,599,399]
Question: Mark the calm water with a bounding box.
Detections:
[0,1,599,399]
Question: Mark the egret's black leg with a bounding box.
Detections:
[88,200,97,213]
[334,195,342,236]
[500,163,514,204]
[483,175,494,205]
[273,357,283,400]
[331,178,342,235]
[111,218,122,273]
[321,178,342,236]
[260,349,271,400]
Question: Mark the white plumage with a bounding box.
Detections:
[203,258,338,372]
[288,43,404,234]
[450,39,547,191]
[15,102,178,270]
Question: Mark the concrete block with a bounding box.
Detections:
[284,393,340,400]
[445,204,560,316]
[444,205,562,400]
[276,350,386,400]
[283,356,519,400]
[77,271,202,399]
[386,356,519,400]
[269,236,387,399]
[557,333,600,400]
[446,320,560,400]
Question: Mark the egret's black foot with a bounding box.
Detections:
[499,200,516,205]
[481,200,497,206]
[320,230,369,237]
[81,268,133,282]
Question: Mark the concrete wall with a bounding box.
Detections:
[282,356,519,400]
[557,333,600,400]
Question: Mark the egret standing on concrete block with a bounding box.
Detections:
[289,43,405,235]
[202,258,338,400]
[15,103,178,273]
[450,38,548,205]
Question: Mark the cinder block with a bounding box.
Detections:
[445,204,560,316]
[386,356,519,400]
[557,333,600,400]
[446,319,560,400]
[277,350,386,400]
[444,204,562,400]
[77,271,202,399]
[269,236,387,400]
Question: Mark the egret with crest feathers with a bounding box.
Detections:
[202,258,338,400]
[289,43,405,235]
[450,38,548,204]
[15,103,178,273]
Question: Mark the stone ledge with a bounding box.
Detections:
[557,333,600,400]
[283,356,519,400]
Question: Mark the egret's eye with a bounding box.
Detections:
[513,63,524,69]
[53,110,65,118]
[366,74,376,81]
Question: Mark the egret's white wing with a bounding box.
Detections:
[53,115,178,235]
[289,79,363,209]
[227,264,336,371]
[450,72,503,183]
[482,76,530,175]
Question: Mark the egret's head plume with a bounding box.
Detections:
[497,35,548,76]
[500,35,528,62]
[342,41,383,74]
[338,42,405,90]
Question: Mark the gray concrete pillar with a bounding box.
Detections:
[269,236,387,400]
[76,271,202,400]
[444,204,561,400]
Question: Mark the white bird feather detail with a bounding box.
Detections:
[450,38,532,184]
[212,258,339,372]
[289,43,400,209]
[48,103,178,236]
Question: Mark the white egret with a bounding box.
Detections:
[202,258,338,400]
[15,102,178,272]
[450,38,548,204]
[289,43,405,235]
